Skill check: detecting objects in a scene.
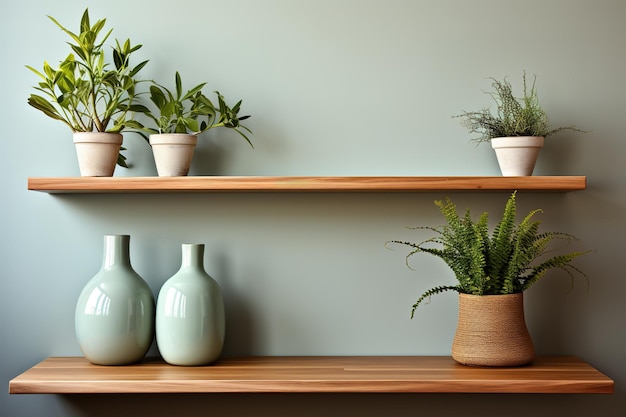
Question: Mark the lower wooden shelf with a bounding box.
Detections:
[9,356,613,394]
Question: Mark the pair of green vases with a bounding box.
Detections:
[75,235,225,366]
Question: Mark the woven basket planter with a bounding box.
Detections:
[452,293,535,367]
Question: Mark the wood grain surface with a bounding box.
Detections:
[27,176,586,193]
[9,356,613,394]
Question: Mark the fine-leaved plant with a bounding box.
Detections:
[387,192,590,318]
[455,72,583,144]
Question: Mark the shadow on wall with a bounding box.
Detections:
[61,392,618,417]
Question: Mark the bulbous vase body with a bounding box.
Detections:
[452,293,535,367]
[156,244,225,366]
[75,235,155,365]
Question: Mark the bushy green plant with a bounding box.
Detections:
[455,72,582,143]
[134,71,252,147]
[387,192,590,318]
[26,9,148,167]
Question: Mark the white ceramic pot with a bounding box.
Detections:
[491,136,545,176]
[149,134,198,177]
[73,132,123,177]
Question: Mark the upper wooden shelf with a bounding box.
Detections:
[9,356,612,394]
[27,176,587,194]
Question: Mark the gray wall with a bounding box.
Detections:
[1,0,624,415]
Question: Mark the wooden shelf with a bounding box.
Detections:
[27,176,587,194]
[9,356,613,394]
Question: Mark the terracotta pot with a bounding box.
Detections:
[149,134,198,176]
[452,293,535,367]
[491,136,544,176]
[73,132,123,177]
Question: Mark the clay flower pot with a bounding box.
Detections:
[149,133,198,176]
[491,136,544,176]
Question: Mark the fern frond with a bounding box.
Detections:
[522,251,591,291]
[411,285,461,318]
[487,191,518,291]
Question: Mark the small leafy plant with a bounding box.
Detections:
[455,72,582,143]
[387,192,590,318]
[135,71,253,147]
[26,9,148,166]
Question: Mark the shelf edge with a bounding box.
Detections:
[27,176,587,194]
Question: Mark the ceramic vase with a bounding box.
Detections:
[156,244,225,366]
[75,235,155,365]
[452,293,535,367]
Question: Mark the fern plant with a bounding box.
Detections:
[387,192,590,318]
[455,72,582,143]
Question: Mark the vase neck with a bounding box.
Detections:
[102,235,131,269]
[180,244,205,269]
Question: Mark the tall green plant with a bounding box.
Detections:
[455,72,582,143]
[26,9,148,166]
[387,192,590,318]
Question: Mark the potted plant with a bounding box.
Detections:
[26,9,148,176]
[387,192,590,366]
[455,72,582,176]
[136,72,253,176]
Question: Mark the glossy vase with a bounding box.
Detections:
[156,244,225,366]
[75,235,155,365]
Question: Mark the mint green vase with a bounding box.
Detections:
[156,244,225,366]
[75,235,155,365]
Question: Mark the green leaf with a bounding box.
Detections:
[27,95,64,121]
[127,104,151,113]
[181,83,207,101]
[80,9,90,33]
[91,18,107,36]
[182,117,199,132]
[25,65,46,79]
[48,15,81,45]
[161,101,176,119]
[112,48,122,70]
[175,71,182,99]
[129,60,149,77]
[149,86,167,110]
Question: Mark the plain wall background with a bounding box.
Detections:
[1,0,624,415]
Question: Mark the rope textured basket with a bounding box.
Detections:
[452,293,535,367]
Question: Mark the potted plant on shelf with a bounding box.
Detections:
[455,72,583,176]
[387,192,590,367]
[136,71,253,177]
[27,9,148,177]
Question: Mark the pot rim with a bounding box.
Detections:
[149,133,198,146]
[73,132,123,145]
[491,136,545,149]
